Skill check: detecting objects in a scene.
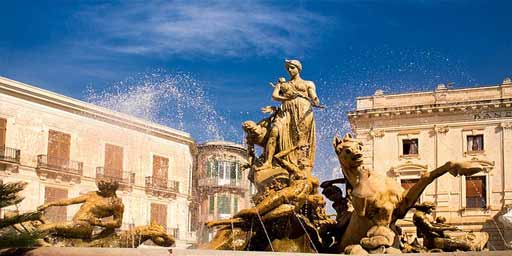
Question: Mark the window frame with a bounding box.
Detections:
[462,128,486,157]
[397,132,421,160]
[459,158,494,216]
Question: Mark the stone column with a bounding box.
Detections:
[501,122,512,205]
[433,125,450,210]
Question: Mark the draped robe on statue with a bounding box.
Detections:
[276,80,316,172]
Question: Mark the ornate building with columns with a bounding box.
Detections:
[192,141,253,244]
[348,77,512,249]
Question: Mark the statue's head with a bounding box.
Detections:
[285,59,302,77]
[322,185,343,202]
[96,178,119,195]
[242,120,258,133]
[333,133,364,170]
[436,216,447,224]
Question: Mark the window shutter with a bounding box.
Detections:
[206,160,211,177]
[44,187,68,222]
[466,176,485,197]
[209,195,215,214]
[48,130,70,166]
[153,155,169,187]
[105,144,123,178]
[151,203,167,229]
[466,176,486,208]
[0,118,6,147]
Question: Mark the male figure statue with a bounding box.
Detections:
[36,178,124,240]
[413,202,488,251]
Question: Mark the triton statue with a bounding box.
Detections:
[412,202,488,252]
[7,178,174,247]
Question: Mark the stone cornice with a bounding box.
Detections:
[0,76,195,146]
[500,122,512,130]
[349,98,512,120]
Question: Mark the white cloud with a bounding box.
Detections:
[78,1,329,57]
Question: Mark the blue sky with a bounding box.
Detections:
[1,1,511,179]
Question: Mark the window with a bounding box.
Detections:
[208,195,215,214]
[153,155,169,188]
[44,187,68,222]
[104,144,123,178]
[234,197,238,213]
[217,195,231,215]
[48,130,70,167]
[0,118,6,147]
[237,162,242,181]
[206,160,211,177]
[466,176,486,209]
[189,209,197,232]
[402,139,419,155]
[467,135,484,152]
[150,203,167,228]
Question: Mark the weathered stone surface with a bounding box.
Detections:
[3,247,512,256]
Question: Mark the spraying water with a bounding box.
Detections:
[84,70,237,142]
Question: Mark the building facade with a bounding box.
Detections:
[0,77,196,247]
[348,78,512,249]
[192,141,252,243]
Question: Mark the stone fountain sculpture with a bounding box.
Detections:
[8,178,174,248]
[202,59,332,252]
[412,202,488,252]
[332,134,489,254]
[202,60,489,254]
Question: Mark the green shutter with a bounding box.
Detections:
[236,162,242,181]
[213,160,219,177]
[230,161,237,180]
[234,197,238,213]
[209,195,215,214]
[206,160,211,177]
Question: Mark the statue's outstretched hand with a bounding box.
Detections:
[449,161,483,177]
[37,204,49,212]
[261,106,276,114]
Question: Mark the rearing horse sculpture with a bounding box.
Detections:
[332,133,484,254]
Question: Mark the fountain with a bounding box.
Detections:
[1,61,510,255]
[199,60,491,254]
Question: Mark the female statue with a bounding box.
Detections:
[271,59,320,174]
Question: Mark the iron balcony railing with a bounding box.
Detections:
[36,155,83,175]
[145,176,179,193]
[167,228,180,240]
[96,167,135,185]
[0,146,20,163]
[198,177,243,189]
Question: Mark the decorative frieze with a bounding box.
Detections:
[368,128,385,138]
[499,122,512,130]
[433,125,449,134]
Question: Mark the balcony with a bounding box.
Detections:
[36,155,83,183]
[0,146,21,173]
[96,167,135,191]
[167,228,180,240]
[198,177,246,195]
[145,176,179,198]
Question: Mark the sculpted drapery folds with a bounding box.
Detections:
[205,60,326,252]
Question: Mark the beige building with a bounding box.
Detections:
[348,77,512,249]
[192,141,252,243]
[0,76,196,247]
